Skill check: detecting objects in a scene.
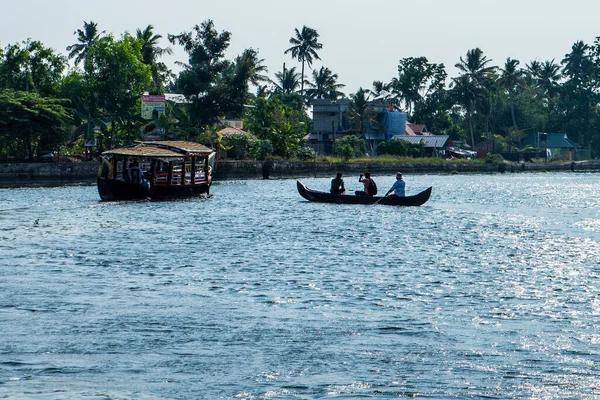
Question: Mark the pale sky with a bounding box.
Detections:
[2,0,600,95]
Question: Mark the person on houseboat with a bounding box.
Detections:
[127,160,144,183]
[330,172,346,194]
[384,172,406,197]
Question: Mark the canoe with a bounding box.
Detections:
[297,180,432,206]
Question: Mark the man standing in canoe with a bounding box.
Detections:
[384,172,405,197]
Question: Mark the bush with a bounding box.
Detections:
[376,139,410,156]
[297,146,316,161]
[223,133,256,160]
[484,153,504,164]
[332,135,366,160]
[252,139,274,160]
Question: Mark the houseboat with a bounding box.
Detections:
[97,141,215,201]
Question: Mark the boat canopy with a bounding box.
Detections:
[143,141,214,156]
[102,145,184,160]
[102,141,214,160]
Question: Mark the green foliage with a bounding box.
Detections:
[484,153,504,164]
[392,56,447,118]
[0,39,67,96]
[296,146,316,160]
[168,20,254,130]
[348,88,377,134]
[305,66,345,100]
[252,139,273,160]
[245,97,305,158]
[0,89,73,159]
[222,132,256,159]
[376,138,427,157]
[376,138,411,156]
[285,25,323,96]
[87,34,152,148]
[332,135,365,160]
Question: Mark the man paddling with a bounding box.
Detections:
[384,172,405,197]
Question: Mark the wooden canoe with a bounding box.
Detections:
[297,180,432,206]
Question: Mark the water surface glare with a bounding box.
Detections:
[1,172,600,399]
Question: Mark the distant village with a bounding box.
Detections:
[213,96,585,163]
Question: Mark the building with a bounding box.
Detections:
[391,135,452,158]
[306,98,434,155]
[520,132,585,161]
[305,98,353,154]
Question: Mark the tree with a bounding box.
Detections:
[0,40,67,95]
[234,48,269,87]
[284,25,323,96]
[0,89,73,159]
[305,66,345,100]
[453,48,497,147]
[232,48,269,106]
[245,97,305,158]
[498,58,525,130]
[136,24,173,94]
[87,34,152,148]
[273,65,301,95]
[271,66,305,111]
[560,40,597,147]
[347,88,376,136]
[66,21,105,68]
[372,80,392,97]
[451,74,485,148]
[391,56,447,119]
[168,20,253,129]
[332,134,365,160]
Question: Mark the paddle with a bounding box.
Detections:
[372,193,388,206]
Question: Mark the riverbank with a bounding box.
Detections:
[1,159,599,187]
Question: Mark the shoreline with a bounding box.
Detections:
[0,159,598,188]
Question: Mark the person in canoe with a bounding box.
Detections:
[384,172,405,197]
[330,172,346,194]
[356,172,377,196]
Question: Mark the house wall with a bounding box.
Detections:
[311,99,351,134]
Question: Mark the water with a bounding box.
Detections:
[1,172,600,399]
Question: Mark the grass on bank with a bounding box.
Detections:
[289,155,477,165]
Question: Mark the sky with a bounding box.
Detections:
[3,0,600,95]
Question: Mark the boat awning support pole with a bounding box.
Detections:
[191,156,196,185]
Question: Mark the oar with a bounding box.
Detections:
[372,195,386,206]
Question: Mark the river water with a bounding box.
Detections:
[1,172,600,399]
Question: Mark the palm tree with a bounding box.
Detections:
[234,48,269,87]
[498,58,525,130]
[348,88,375,134]
[347,88,378,153]
[305,66,345,100]
[273,66,301,95]
[455,48,496,86]
[561,40,593,88]
[537,60,561,94]
[66,21,105,68]
[136,24,173,94]
[525,60,542,85]
[451,74,485,148]
[284,25,323,96]
[372,80,392,96]
[453,48,496,147]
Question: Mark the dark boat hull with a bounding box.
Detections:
[97,178,210,201]
[297,180,431,206]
